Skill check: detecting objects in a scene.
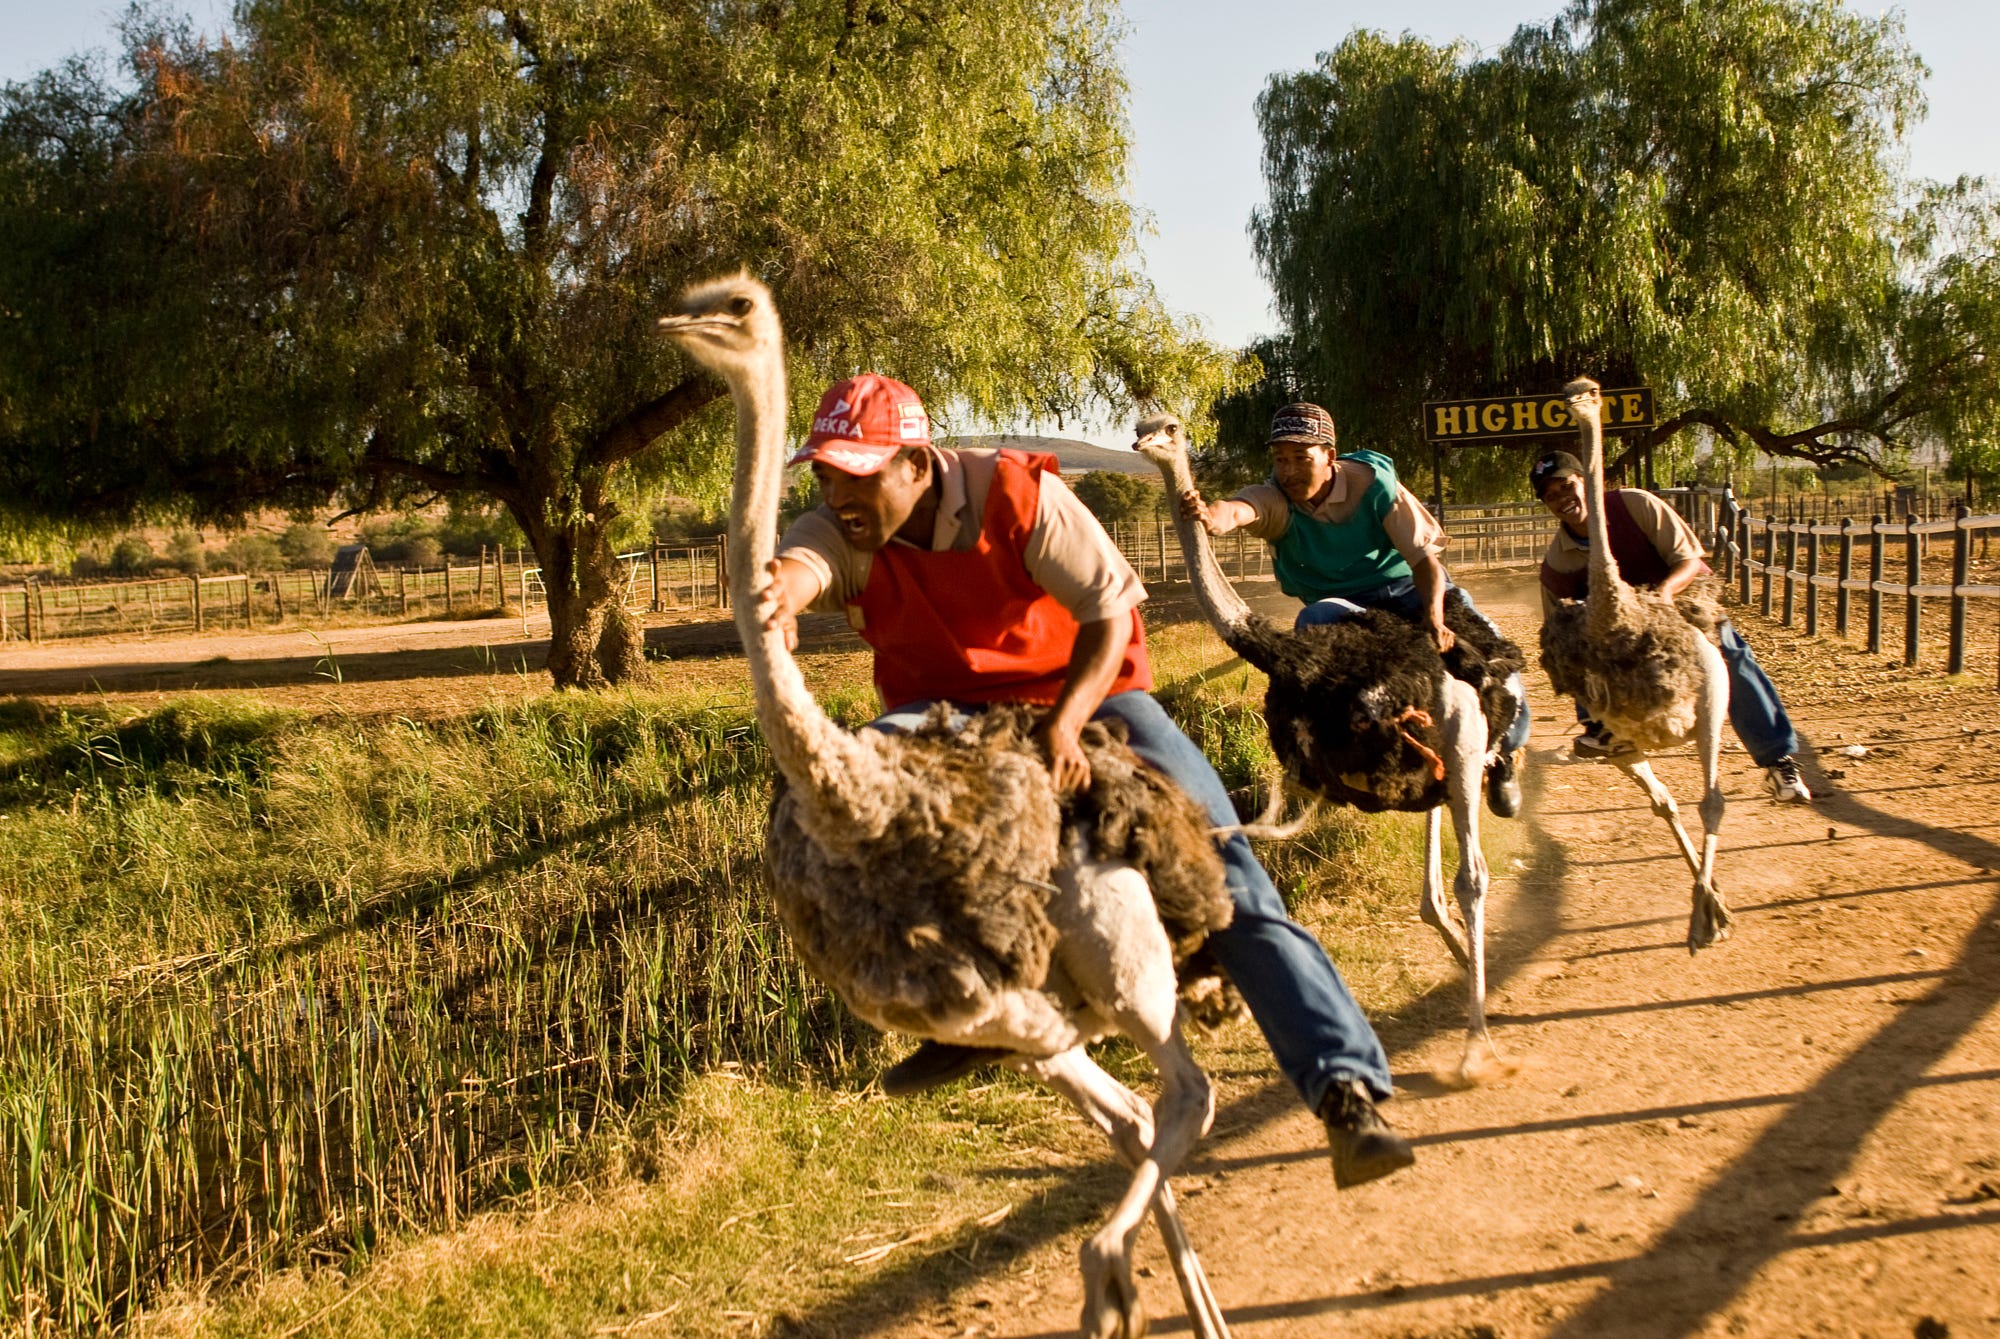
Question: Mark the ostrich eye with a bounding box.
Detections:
[728,296,754,316]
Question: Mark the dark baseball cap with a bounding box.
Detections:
[1267,402,1337,448]
[1529,450,1585,498]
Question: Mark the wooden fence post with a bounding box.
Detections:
[651,542,663,613]
[1903,513,1920,667]
[717,533,729,609]
[1948,503,1969,675]
[1804,524,1820,635]
[1737,512,1752,605]
[444,562,455,613]
[1760,516,1774,618]
[1781,523,1797,626]
[1866,516,1884,653]
[241,575,253,626]
[1836,518,1853,637]
[399,567,410,617]
[191,576,203,633]
[273,571,284,622]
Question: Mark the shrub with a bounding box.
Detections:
[401,535,444,568]
[166,531,205,573]
[279,523,335,567]
[110,536,154,573]
[1069,470,1163,524]
[216,534,283,573]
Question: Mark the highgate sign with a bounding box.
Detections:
[1422,386,1654,445]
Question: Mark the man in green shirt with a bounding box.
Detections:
[1184,402,1532,815]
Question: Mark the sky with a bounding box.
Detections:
[4,0,1996,441]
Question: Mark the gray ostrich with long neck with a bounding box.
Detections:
[1539,377,1732,951]
[658,274,1238,1339]
[1132,414,1512,1081]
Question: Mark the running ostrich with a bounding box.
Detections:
[660,275,1237,1339]
[1539,377,1733,951]
[1132,415,1523,1079]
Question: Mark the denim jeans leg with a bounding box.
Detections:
[1092,690,1394,1106]
[1718,620,1797,766]
[1294,596,1370,631]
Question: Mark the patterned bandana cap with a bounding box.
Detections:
[1267,401,1337,448]
[1529,450,1585,499]
[789,372,932,475]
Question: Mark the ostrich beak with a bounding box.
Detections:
[655,311,738,340]
[1131,429,1173,453]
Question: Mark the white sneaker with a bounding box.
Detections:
[1766,756,1812,803]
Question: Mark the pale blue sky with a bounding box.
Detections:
[4,0,1994,435]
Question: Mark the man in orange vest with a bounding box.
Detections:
[760,372,1414,1189]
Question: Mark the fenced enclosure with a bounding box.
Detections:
[515,539,729,633]
[1,549,534,643]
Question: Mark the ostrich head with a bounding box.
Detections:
[1131,412,1190,466]
[656,272,781,379]
[1563,376,1603,430]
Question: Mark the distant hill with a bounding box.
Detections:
[945,434,1155,476]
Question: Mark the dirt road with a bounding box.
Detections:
[857,575,2000,1339]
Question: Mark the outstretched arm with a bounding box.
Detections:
[1036,616,1130,793]
[1180,490,1257,536]
[1655,556,1705,602]
[757,555,826,652]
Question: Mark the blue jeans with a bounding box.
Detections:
[1571,619,1797,767]
[1296,577,1532,755]
[869,690,1393,1106]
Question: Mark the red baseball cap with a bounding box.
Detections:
[789,373,932,475]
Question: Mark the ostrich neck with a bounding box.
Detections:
[1144,450,1254,634]
[728,358,896,838]
[1579,407,1634,637]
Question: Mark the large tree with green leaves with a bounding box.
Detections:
[0,0,1232,685]
[1238,0,1999,492]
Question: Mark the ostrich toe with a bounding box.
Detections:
[1081,1233,1147,1339]
[1686,883,1734,954]
[1420,892,1472,969]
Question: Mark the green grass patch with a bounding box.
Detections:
[2,615,1494,1333]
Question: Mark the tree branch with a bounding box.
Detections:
[588,376,726,468]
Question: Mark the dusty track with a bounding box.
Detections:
[855,574,2000,1339]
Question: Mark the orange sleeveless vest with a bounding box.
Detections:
[853,450,1152,711]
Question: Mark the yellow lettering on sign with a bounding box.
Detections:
[1434,405,1463,437]
[1623,392,1645,424]
[1512,400,1539,431]
[1543,398,1570,429]
[1481,402,1507,433]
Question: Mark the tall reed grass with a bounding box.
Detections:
[0,691,869,1330]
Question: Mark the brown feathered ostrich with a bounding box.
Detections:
[1131,415,1523,1079]
[659,274,1237,1339]
[1539,378,1733,951]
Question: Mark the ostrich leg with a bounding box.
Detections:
[1028,848,1232,1339]
[1438,677,1497,1076]
[1417,807,1471,968]
[1019,1048,1231,1339]
[1612,755,1733,953]
[1688,636,1733,950]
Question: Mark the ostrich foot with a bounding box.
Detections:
[1080,1233,1146,1339]
[1686,882,1734,954]
[1454,1032,1520,1089]
[1419,891,1472,970]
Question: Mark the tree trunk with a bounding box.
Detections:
[526,511,630,690]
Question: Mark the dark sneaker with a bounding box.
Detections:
[1487,747,1525,818]
[1318,1078,1416,1189]
[1766,756,1812,803]
[880,1041,1008,1097]
[1571,724,1636,760]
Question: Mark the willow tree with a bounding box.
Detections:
[0,0,1232,686]
[1244,0,1998,488]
